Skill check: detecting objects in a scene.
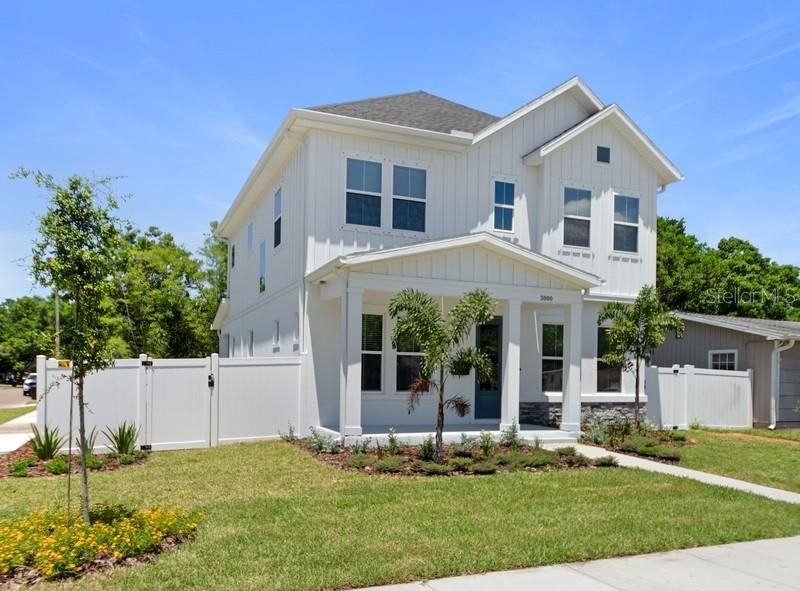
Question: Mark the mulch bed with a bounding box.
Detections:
[1,442,147,479]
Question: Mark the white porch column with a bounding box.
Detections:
[560,301,583,433]
[500,299,521,430]
[340,285,363,437]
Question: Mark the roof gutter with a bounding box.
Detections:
[769,338,796,429]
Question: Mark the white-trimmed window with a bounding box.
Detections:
[247,222,254,252]
[392,165,426,232]
[273,189,282,248]
[396,333,425,392]
[494,180,514,231]
[709,349,737,371]
[564,187,591,247]
[542,324,564,392]
[346,158,382,227]
[361,314,383,392]
[248,330,255,357]
[258,240,266,293]
[597,145,611,163]
[614,195,639,253]
[597,327,621,392]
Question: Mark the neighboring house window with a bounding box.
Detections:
[273,320,280,350]
[346,158,382,227]
[597,327,621,392]
[273,189,282,248]
[494,181,514,231]
[248,330,255,358]
[231,244,236,269]
[709,350,737,371]
[222,334,230,358]
[293,312,300,352]
[396,333,425,392]
[258,240,266,293]
[392,165,426,232]
[542,324,564,392]
[361,314,383,391]
[614,195,639,252]
[230,335,237,358]
[247,222,254,252]
[597,146,611,163]
[563,187,591,247]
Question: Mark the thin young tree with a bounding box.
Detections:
[388,289,495,462]
[14,169,123,523]
[597,285,684,427]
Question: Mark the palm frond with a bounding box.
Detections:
[444,395,470,417]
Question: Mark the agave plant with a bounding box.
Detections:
[103,421,139,456]
[30,425,66,461]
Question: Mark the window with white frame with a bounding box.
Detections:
[709,350,737,371]
[392,165,426,232]
[597,145,611,163]
[273,189,282,248]
[542,324,564,392]
[361,314,382,391]
[248,330,255,357]
[614,195,639,253]
[258,240,266,293]
[247,222,254,252]
[396,332,426,392]
[494,180,514,231]
[346,158,382,227]
[563,187,591,247]
[597,327,621,392]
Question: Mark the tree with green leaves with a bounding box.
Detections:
[388,289,495,462]
[14,168,123,524]
[598,285,684,427]
[0,296,64,377]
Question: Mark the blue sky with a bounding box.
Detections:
[2,1,799,300]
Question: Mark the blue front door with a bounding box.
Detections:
[475,317,502,420]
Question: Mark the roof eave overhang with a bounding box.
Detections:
[211,298,230,331]
[675,313,800,341]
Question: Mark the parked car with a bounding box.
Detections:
[22,373,37,398]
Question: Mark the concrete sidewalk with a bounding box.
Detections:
[357,536,800,590]
[0,409,36,453]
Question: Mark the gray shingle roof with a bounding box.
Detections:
[676,312,800,340]
[305,91,500,134]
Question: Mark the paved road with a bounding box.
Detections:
[357,536,800,590]
[0,384,34,408]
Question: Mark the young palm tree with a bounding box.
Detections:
[389,289,495,462]
[598,285,684,427]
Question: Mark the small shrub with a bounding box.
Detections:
[31,425,66,461]
[554,446,577,457]
[448,457,473,472]
[132,450,148,461]
[119,454,134,465]
[494,452,522,467]
[75,426,99,457]
[593,455,619,468]
[531,436,542,451]
[454,433,475,458]
[414,461,452,476]
[478,430,495,458]
[278,422,297,442]
[522,451,555,468]
[670,431,688,442]
[348,437,372,455]
[470,461,497,475]
[560,452,591,468]
[374,456,405,473]
[346,453,375,469]
[45,456,69,475]
[500,419,521,451]
[85,455,104,470]
[104,421,139,456]
[9,458,36,477]
[419,435,435,462]
[689,420,703,430]
[307,427,341,454]
[386,427,404,455]
[655,448,682,462]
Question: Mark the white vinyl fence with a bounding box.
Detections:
[646,365,753,429]
[36,353,301,453]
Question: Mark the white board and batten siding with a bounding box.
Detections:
[646,365,753,429]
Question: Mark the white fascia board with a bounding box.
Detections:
[472,76,604,144]
[211,298,229,331]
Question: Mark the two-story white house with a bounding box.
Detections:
[212,76,682,441]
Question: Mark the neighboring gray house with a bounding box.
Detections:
[653,313,800,427]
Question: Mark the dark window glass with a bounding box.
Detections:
[542,324,564,357]
[392,198,426,232]
[564,218,590,247]
[346,192,381,226]
[613,224,638,252]
[494,181,514,205]
[273,218,282,248]
[494,206,513,231]
[597,145,611,163]
[361,354,382,391]
[231,244,236,268]
[347,159,382,193]
[397,355,425,391]
[542,359,563,392]
[393,166,426,199]
[614,195,639,223]
[597,327,621,392]
[361,314,383,351]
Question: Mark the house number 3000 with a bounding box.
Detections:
[539,295,554,302]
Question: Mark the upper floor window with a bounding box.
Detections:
[247,222,254,252]
[614,195,639,252]
[392,165,426,232]
[258,240,266,293]
[346,158,382,227]
[273,188,282,248]
[494,181,514,231]
[597,327,621,392]
[563,187,591,248]
[710,350,737,371]
[542,324,564,392]
[230,244,236,268]
[597,146,611,163]
[361,314,383,391]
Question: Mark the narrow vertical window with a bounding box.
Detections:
[563,187,591,247]
[396,333,426,392]
[293,312,300,352]
[258,240,266,293]
[346,158,382,227]
[494,181,514,231]
[542,324,564,392]
[247,222,254,252]
[273,320,280,350]
[231,244,236,268]
[392,165,426,232]
[361,314,383,391]
[273,189,282,248]
[613,195,639,252]
[248,330,255,358]
[597,327,621,392]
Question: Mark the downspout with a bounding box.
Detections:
[769,339,796,429]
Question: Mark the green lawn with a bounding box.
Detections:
[711,428,800,443]
[679,429,800,493]
[0,405,34,425]
[1,441,798,591]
